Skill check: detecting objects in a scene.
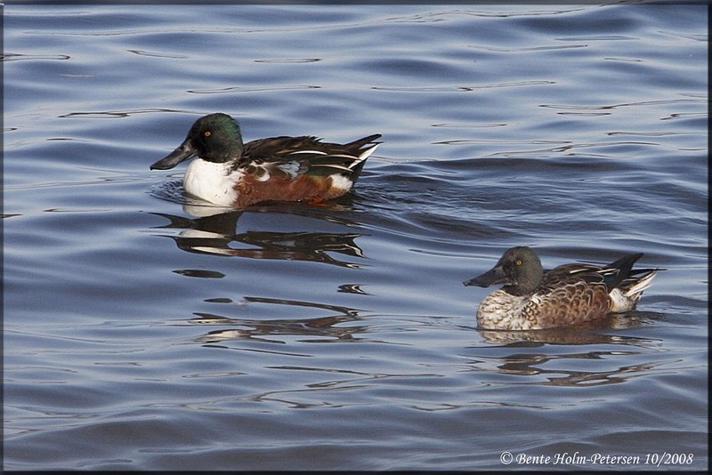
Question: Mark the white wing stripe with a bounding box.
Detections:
[311,164,352,172]
[288,150,328,156]
[324,153,359,159]
[350,143,380,169]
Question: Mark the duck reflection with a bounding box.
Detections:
[195,314,365,345]
[469,312,664,387]
[189,296,365,345]
[476,312,656,346]
[150,206,365,267]
[483,351,663,387]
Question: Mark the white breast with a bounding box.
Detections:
[183,159,240,206]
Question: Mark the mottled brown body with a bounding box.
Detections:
[523,280,610,328]
[469,247,659,331]
[477,279,612,330]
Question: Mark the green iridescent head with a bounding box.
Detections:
[151,113,244,170]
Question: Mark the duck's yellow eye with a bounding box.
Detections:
[515,259,523,266]
[204,131,212,137]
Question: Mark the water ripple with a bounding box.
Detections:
[3,3,707,471]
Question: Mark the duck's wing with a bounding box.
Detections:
[523,254,656,324]
[522,266,611,326]
[547,253,646,289]
[542,263,608,287]
[240,135,381,181]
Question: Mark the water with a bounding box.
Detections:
[3,4,708,471]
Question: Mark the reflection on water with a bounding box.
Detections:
[476,312,659,346]
[480,351,666,387]
[467,318,666,388]
[190,296,364,345]
[195,314,365,345]
[151,209,365,267]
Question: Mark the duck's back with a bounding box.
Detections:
[520,271,611,328]
[226,134,381,207]
[242,136,326,161]
[243,135,380,164]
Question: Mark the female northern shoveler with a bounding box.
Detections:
[150,113,381,207]
[464,246,659,330]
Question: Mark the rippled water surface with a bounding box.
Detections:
[3,4,708,471]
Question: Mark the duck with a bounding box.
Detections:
[463,246,660,330]
[150,113,381,208]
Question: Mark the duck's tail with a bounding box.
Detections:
[609,269,659,313]
[595,252,662,313]
[598,253,643,290]
[345,134,382,181]
[608,255,665,313]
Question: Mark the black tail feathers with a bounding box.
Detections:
[347,134,381,181]
[604,253,644,289]
[347,134,382,150]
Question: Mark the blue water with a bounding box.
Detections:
[3,4,708,471]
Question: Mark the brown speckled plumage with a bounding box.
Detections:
[465,246,659,330]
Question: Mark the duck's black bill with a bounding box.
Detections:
[463,265,507,287]
[150,140,196,170]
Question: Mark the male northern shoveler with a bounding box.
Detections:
[150,113,381,207]
[463,246,659,330]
